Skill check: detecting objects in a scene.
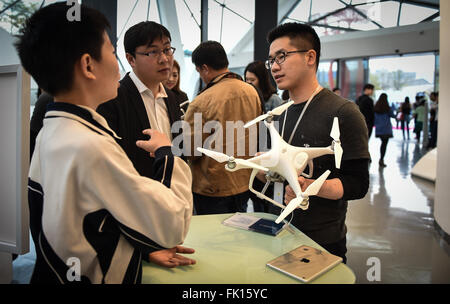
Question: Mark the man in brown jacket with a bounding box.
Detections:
[184,41,262,214]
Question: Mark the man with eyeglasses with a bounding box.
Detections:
[261,23,370,263]
[97,22,195,267]
[98,21,185,179]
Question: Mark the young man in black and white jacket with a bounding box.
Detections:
[16,3,194,284]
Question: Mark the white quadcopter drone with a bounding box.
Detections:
[197,101,343,224]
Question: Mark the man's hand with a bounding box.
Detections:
[148,245,196,268]
[284,176,343,203]
[284,176,312,204]
[136,129,171,157]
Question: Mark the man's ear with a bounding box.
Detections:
[201,64,210,74]
[306,50,317,68]
[79,53,96,80]
[126,53,136,68]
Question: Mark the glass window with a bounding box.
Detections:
[207,0,254,53]
[339,58,366,101]
[368,53,435,105]
[399,3,438,26]
[174,0,201,100]
[283,0,440,36]
[355,1,400,28]
[0,0,41,34]
[116,0,161,73]
[317,61,338,90]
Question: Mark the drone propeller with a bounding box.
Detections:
[275,170,331,224]
[244,100,294,128]
[197,147,269,172]
[197,147,229,162]
[304,170,331,197]
[330,117,343,169]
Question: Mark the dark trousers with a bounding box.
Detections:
[321,237,347,264]
[193,191,249,215]
[367,124,373,139]
[379,137,389,161]
[428,120,437,148]
[400,119,410,139]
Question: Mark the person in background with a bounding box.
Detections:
[163,59,189,114]
[374,93,395,167]
[244,60,282,112]
[427,91,438,149]
[184,41,262,215]
[355,84,375,139]
[399,97,411,140]
[281,90,290,101]
[413,95,426,143]
[332,87,341,96]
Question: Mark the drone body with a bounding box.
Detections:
[197,101,343,224]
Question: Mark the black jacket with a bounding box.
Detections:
[97,73,184,179]
[355,94,374,129]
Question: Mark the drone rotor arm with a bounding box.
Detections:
[235,159,269,172]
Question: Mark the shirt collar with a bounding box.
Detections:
[45,102,121,140]
[129,70,167,99]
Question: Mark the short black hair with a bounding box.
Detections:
[124,21,171,56]
[192,41,229,70]
[15,3,110,96]
[267,22,321,70]
[363,84,375,91]
[332,87,340,92]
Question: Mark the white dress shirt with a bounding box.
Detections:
[129,70,172,140]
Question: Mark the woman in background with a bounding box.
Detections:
[374,93,395,167]
[245,61,282,112]
[164,59,189,114]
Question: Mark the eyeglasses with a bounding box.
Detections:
[265,50,310,69]
[134,47,176,58]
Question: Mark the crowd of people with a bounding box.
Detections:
[19,2,437,284]
[352,83,439,168]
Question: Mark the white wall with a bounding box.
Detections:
[0,28,19,66]
[321,21,439,60]
[434,2,450,235]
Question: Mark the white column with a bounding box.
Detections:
[434,2,450,235]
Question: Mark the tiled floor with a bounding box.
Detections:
[346,129,450,283]
[11,128,450,284]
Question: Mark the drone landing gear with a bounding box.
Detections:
[248,169,286,210]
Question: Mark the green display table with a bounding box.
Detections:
[142,212,355,284]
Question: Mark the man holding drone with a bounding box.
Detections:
[263,23,371,264]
